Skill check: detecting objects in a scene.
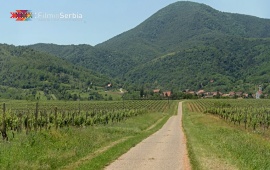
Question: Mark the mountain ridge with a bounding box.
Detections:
[97,1,270,56]
[29,1,270,94]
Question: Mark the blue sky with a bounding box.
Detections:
[1,0,270,46]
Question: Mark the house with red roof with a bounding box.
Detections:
[163,91,171,97]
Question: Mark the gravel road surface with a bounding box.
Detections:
[105,102,190,170]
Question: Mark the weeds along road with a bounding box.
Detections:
[105,102,190,170]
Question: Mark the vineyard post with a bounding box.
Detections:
[25,115,29,135]
[45,111,48,130]
[55,107,58,130]
[19,112,22,133]
[78,98,81,115]
[2,103,5,126]
[244,112,247,129]
[72,112,75,126]
[167,96,170,109]
[40,111,42,131]
[267,111,269,129]
[123,99,124,110]
[2,103,8,141]
[264,111,267,132]
[34,102,38,131]
[122,94,125,109]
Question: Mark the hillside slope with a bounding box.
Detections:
[30,1,270,93]
[126,37,270,92]
[0,44,110,100]
[97,1,270,92]
[97,1,270,61]
[29,43,134,78]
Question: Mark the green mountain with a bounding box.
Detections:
[126,37,270,92]
[0,44,110,100]
[29,43,134,78]
[97,1,270,61]
[29,1,270,93]
[97,1,270,92]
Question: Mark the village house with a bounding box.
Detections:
[213,91,222,97]
[197,90,205,95]
[163,91,172,97]
[222,93,230,97]
[107,83,112,88]
[105,83,112,91]
[186,88,266,99]
[243,93,249,98]
[153,89,160,93]
[235,92,243,97]
[229,91,235,97]
[187,91,196,95]
[256,86,263,99]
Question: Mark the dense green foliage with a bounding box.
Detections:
[126,37,270,92]
[97,1,270,92]
[29,2,270,93]
[29,43,134,79]
[0,44,112,100]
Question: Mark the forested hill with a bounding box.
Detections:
[0,44,110,100]
[29,43,134,78]
[97,1,270,92]
[125,37,270,92]
[30,1,270,93]
[96,1,270,62]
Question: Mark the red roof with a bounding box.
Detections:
[163,91,171,97]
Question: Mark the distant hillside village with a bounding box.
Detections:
[184,88,265,99]
[151,86,266,99]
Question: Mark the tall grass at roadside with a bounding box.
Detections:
[183,101,270,170]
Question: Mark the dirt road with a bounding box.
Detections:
[105,102,190,170]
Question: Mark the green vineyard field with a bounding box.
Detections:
[187,99,270,132]
[0,100,170,140]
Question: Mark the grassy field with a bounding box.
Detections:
[183,100,270,170]
[68,87,123,101]
[0,100,178,169]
